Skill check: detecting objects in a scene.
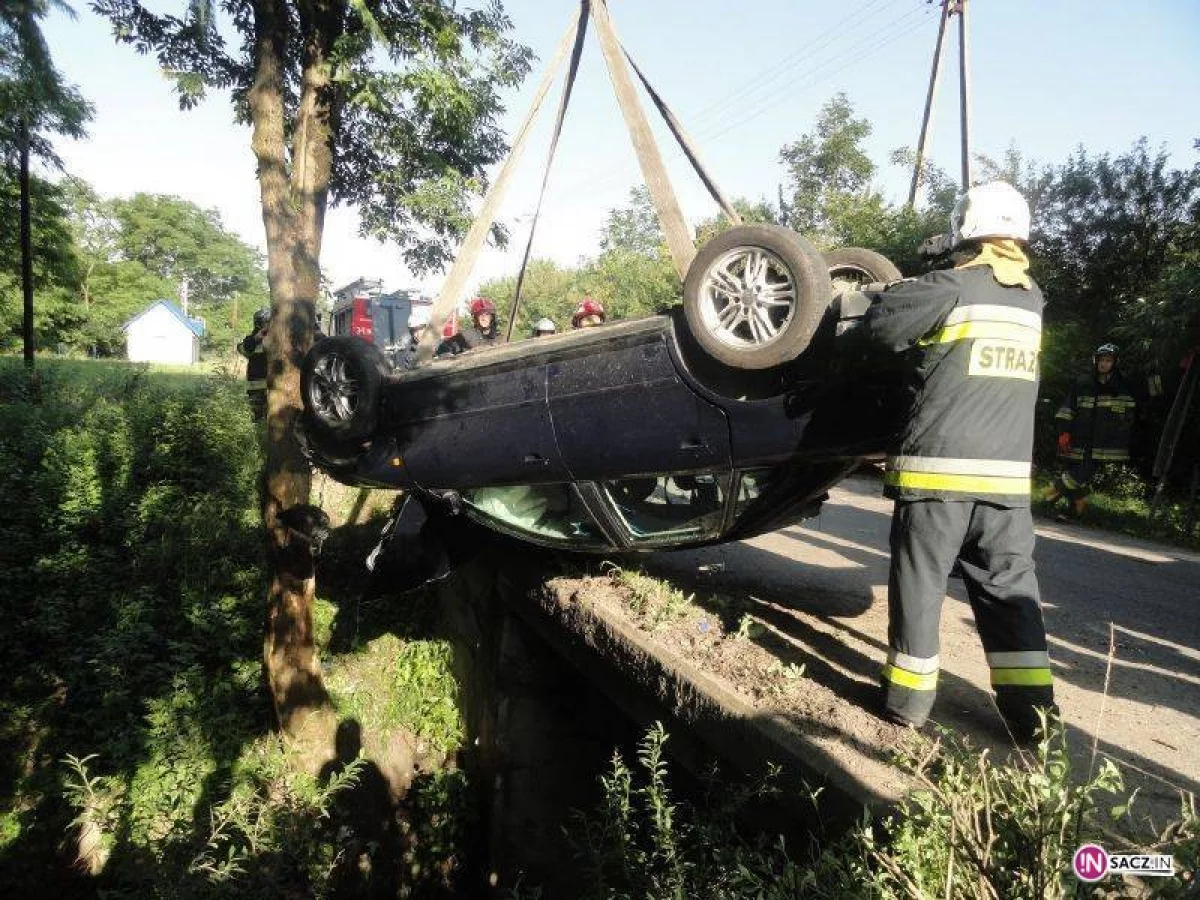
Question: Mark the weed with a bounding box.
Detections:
[567,722,818,899]
[603,563,694,630]
[559,720,1198,900]
[734,612,766,640]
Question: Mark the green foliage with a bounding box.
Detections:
[779,93,880,246]
[0,0,93,165]
[1,177,271,357]
[94,0,533,276]
[0,169,82,351]
[567,722,822,899]
[600,185,665,257]
[861,722,1122,899]
[107,192,270,353]
[0,358,476,897]
[326,632,463,756]
[604,563,693,631]
[1032,470,1200,549]
[693,197,780,246]
[563,721,1197,900]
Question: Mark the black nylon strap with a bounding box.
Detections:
[505,1,590,343]
[622,49,741,226]
[414,5,584,366]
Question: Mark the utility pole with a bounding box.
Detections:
[907,0,952,206]
[907,0,973,205]
[957,0,973,190]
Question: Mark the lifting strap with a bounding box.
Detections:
[414,4,584,366]
[589,0,694,279]
[504,2,589,343]
[418,0,741,360]
[622,51,742,226]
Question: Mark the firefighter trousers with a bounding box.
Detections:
[882,499,1055,736]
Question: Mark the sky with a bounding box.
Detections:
[40,0,1200,300]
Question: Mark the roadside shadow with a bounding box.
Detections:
[1031,528,1200,723]
[319,719,402,900]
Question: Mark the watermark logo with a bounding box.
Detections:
[1072,844,1109,882]
[1072,844,1174,882]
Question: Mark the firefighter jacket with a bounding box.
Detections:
[238,330,267,388]
[860,266,1045,505]
[1054,370,1138,462]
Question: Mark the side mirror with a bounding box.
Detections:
[365,494,454,591]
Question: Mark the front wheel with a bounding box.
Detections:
[300,336,387,441]
[682,224,832,370]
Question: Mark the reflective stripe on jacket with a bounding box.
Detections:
[861,267,1044,505]
[1055,372,1137,462]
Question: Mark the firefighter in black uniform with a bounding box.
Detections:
[1045,343,1139,517]
[855,181,1055,740]
[238,307,270,422]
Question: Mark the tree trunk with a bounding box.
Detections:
[19,119,34,371]
[249,0,338,760]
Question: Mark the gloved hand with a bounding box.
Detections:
[918,232,954,259]
[1057,432,1072,454]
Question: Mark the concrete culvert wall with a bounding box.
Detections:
[420,533,884,895]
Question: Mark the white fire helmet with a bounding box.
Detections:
[950,181,1031,246]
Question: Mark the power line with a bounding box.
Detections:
[545,0,935,205]
[674,0,901,131]
[531,1,915,203]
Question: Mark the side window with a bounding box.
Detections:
[732,469,775,519]
[461,483,607,549]
[602,474,729,546]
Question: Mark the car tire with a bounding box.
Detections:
[824,247,902,292]
[300,336,387,441]
[683,224,832,370]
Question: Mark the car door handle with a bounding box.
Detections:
[680,439,709,452]
[523,453,550,466]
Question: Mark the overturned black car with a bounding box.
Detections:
[299,226,905,554]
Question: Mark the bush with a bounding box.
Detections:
[558,721,1197,900]
[0,358,478,898]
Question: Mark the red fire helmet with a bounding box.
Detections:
[468,297,496,317]
[572,297,605,327]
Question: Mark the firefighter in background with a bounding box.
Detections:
[465,297,499,345]
[855,181,1055,740]
[532,317,557,337]
[238,307,270,421]
[572,297,606,329]
[1044,343,1139,517]
[434,317,464,357]
[440,297,499,355]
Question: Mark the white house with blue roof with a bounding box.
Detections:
[123,299,206,365]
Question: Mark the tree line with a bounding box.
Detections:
[0,175,270,356]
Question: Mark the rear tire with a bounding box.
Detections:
[683,225,831,370]
[824,247,902,292]
[301,336,387,442]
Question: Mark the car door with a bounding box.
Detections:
[381,358,568,488]
[547,334,732,481]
